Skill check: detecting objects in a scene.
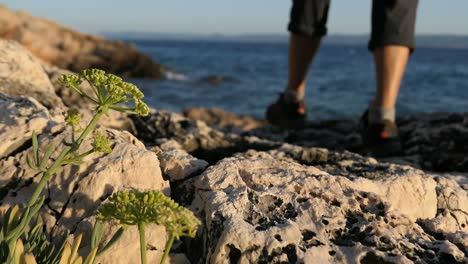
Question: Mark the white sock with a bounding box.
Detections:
[368,104,395,124]
[284,89,304,103]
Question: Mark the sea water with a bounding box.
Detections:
[129,39,468,120]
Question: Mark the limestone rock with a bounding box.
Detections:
[132,110,241,162]
[0,6,165,78]
[191,150,467,263]
[266,144,439,221]
[128,107,468,262]
[0,94,62,158]
[419,176,468,249]
[183,107,468,172]
[169,253,191,264]
[151,145,209,182]
[0,40,64,110]
[184,107,267,133]
[399,113,468,171]
[132,110,279,164]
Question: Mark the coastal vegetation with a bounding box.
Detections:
[0,69,199,264]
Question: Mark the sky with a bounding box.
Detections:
[2,1,467,35]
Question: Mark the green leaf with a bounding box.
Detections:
[32,131,39,166]
[62,159,84,166]
[96,227,124,256]
[59,241,71,264]
[3,205,20,236]
[83,247,97,264]
[0,241,10,263]
[90,221,104,250]
[5,207,30,241]
[49,235,69,264]
[29,196,45,217]
[26,154,37,170]
[69,234,82,263]
[13,239,25,264]
[6,196,45,242]
[39,145,55,171]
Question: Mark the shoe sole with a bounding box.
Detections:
[359,118,403,157]
[366,139,403,157]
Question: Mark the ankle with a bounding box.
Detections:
[284,88,304,103]
[368,104,395,124]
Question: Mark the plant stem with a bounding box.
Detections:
[70,83,98,104]
[29,173,49,208]
[26,146,70,208]
[109,106,135,113]
[160,234,175,264]
[65,149,94,164]
[71,125,76,144]
[17,107,108,250]
[138,223,147,264]
[74,108,106,148]
[27,108,105,212]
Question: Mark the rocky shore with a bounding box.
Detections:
[0,38,467,264]
[183,107,468,174]
[0,5,165,78]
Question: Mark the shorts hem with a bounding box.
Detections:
[288,24,327,37]
[368,39,415,53]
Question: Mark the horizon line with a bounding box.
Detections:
[102,31,468,37]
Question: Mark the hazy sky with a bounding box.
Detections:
[2,1,467,35]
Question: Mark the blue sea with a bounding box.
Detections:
[129,38,468,120]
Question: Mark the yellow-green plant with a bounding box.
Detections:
[96,190,200,264]
[0,69,149,263]
[0,202,124,264]
[0,206,63,264]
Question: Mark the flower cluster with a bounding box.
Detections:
[59,69,149,116]
[96,190,200,239]
[60,74,82,89]
[64,109,81,127]
[134,99,150,116]
[92,131,112,154]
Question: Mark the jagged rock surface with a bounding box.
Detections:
[0,39,135,133]
[184,107,267,132]
[131,110,276,164]
[0,5,165,78]
[190,148,467,263]
[0,94,61,159]
[0,40,64,110]
[152,142,209,182]
[133,109,467,263]
[182,107,468,172]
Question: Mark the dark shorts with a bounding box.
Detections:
[288,0,419,51]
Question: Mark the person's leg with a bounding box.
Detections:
[362,0,418,156]
[266,0,330,128]
[284,0,330,103]
[285,33,321,104]
[373,45,410,109]
[368,0,419,123]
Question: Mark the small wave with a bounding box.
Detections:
[163,71,190,82]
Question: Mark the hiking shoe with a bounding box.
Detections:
[359,110,403,157]
[266,93,307,129]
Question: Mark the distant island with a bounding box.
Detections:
[104,32,468,49]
